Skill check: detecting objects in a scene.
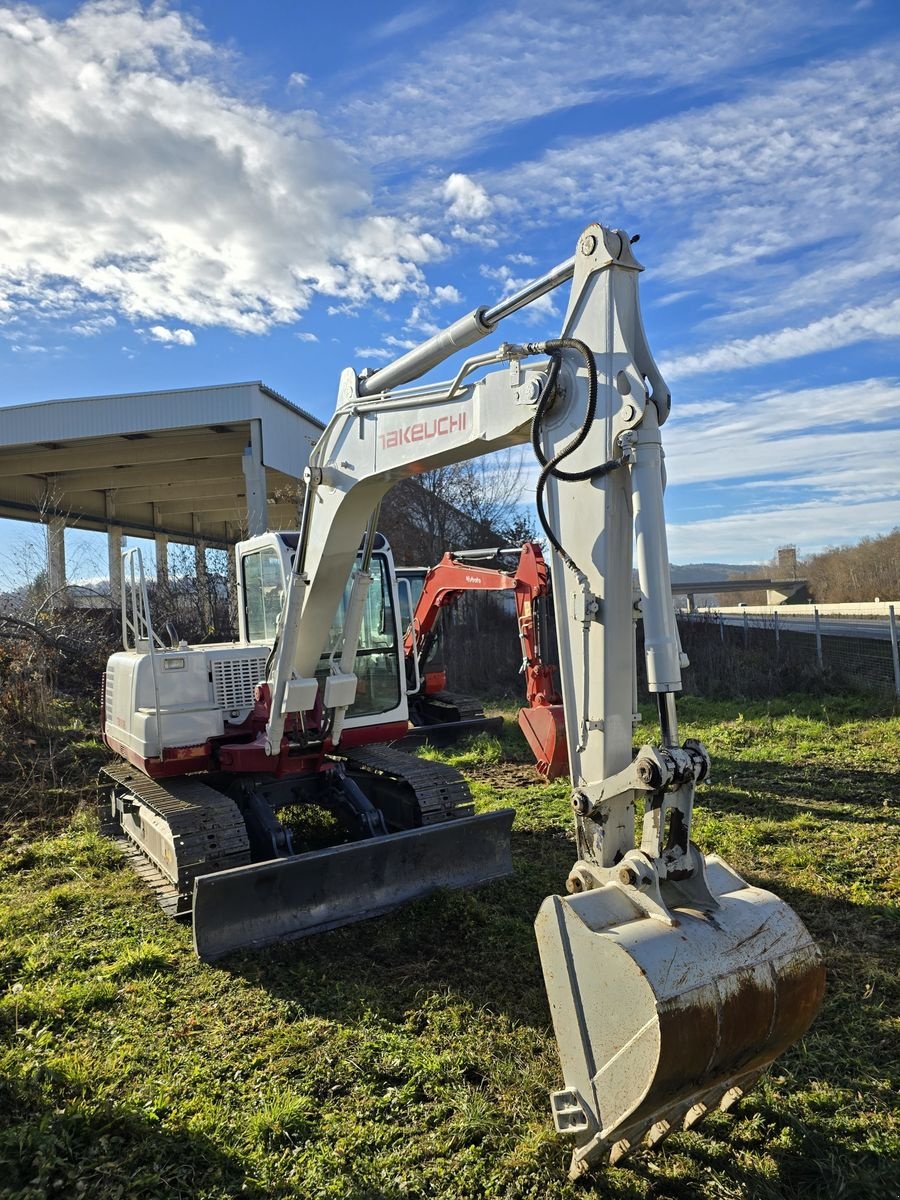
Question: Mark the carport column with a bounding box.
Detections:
[153,505,169,588]
[193,513,213,631]
[225,522,239,623]
[242,420,268,537]
[105,492,122,610]
[46,516,67,609]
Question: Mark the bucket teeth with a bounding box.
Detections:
[720,1085,744,1112]
[608,1139,632,1166]
[684,1101,708,1130]
[570,1066,768,1177]
[646,1119,671,1147]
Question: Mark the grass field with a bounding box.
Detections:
[1,695,898,1199]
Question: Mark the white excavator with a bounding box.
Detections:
[101,224,824,1176]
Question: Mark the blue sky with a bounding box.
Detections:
[1,0,898,581]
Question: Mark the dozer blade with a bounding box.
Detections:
[535,854,825,1178]
[518,704,568,778]
[394,714,504,748]
[193,807,514,960]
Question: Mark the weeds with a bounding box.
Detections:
[0,694,897,1198]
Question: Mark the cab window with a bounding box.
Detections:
[319,556,400,717]
[242,547,285,642]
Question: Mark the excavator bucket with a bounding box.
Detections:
[193,807,514,960]
[518,704,568,778]
[535,854,825,1177]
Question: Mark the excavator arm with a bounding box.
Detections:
[403,550,520,667]
[257,223,824,1174]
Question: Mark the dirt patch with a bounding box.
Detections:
[465,763,547,789]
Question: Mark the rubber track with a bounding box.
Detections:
[101,763,250,915]
[425,692,486,721]
[340,744,474,825]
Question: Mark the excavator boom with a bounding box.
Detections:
[255,222,822,1174]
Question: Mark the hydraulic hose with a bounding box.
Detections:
[527,339,623,572]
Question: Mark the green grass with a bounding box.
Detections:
[0,696,898,1198]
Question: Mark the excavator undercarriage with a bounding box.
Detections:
[102,746,513,959]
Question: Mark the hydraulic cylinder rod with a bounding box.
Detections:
[358,255,576,397]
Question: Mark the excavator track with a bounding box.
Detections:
[340,743,474,825]
[425,692,486,722]
[100,763,251,917]
[402,693,504,748]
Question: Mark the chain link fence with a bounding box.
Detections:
[437,599,900,704]
[678,611,900,699]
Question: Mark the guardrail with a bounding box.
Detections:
[696,601,899,618]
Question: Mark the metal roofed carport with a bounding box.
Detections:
[0,381,324,599]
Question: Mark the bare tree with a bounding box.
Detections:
[154,543,235,644]
[805,529,900,602]
[380,449,537,564]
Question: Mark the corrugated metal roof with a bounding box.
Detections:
[0,380,325,544]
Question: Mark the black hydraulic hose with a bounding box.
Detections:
[527,339,623,571]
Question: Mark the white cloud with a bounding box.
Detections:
[0,2,442,336]
[354,345,394,361]
[480,263,557,320]
[147,325,195,346]
[663,378,900,491]
[370,4,443,41]
[354,333,419,362]
[443,173,493,220]
[446,45,900,370]
[433,284,461,305]
[70,314,116,336]
[662,298,900,378]
[449,223,498,248]
[517,377,900,560]
[295,331,318,342]
[473,47,900,269]
[337,0,846,165]
[667,496,900,562]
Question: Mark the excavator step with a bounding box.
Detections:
[394,715,504,748]
[193,807,515,960]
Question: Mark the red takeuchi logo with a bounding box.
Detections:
[379,412,467,450]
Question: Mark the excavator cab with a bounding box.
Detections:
[238,532,405,721]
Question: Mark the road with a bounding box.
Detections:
[683,612,894,642]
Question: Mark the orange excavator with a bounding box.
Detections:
[400,543,568,778]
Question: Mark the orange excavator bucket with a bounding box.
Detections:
[517,703,568,778]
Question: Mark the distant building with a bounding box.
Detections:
[776,545,798,579]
